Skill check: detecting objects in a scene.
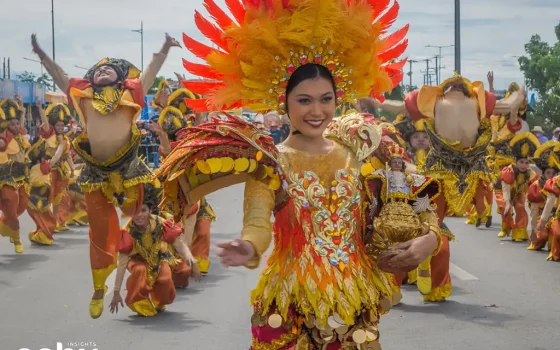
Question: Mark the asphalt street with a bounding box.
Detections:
[1,184,559,350]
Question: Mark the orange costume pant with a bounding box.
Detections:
[428,188,452,302]
[392,190,452,302]
[500,194,529,241]
[0,185,29,241]
[125,258,190,314]
[27,207,56,245]
[58,191,88,225]
[50,170,70,224]
[191,218,211,273]
[535,219,560,261]
[86,185,143,291]
[473,182,493,219]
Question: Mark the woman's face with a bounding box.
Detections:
[544,168,557,180]
[286,77,335,138]
[409,131,429,150]
[132,205,151,227]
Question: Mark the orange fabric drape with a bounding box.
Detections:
[125,258,177,308]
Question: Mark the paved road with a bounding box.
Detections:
[1,184,559,350]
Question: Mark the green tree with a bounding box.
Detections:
[148,76,166,95]
[518,22,560,132]
[377,84,405,121]
[16,71,53,89]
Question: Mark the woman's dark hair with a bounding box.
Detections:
[285,64,337,110]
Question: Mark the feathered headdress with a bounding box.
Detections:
[84,58,141,82]
[152,79,171,109]
[0,98,22,120]
[181,0,408,113]
[506,82,530,118]
[168,88,198,114]
[45,103,72,127]
[534,140,559,171]
[158,106,188,139]
[510,132,540,160]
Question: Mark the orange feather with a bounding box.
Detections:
[378,24,409,53]
[183,33,220,60]
[204,0,235,30]
[225,0,246,24]
[195,11,229,52]
[182,59,222,80]
[378,39,408,62]
[378,1,400,32]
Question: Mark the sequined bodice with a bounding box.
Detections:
[278,143,363,270]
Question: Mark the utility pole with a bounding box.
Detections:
[426,45,454,84]
[421,58,431,85]
[3,58,5,79]
[407,59,418,92]
[51,0,56,91]
[132,21,144,71]
[7,58,10,80]
[455,0,461,74]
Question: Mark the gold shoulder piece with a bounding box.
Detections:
[325,113,382,162]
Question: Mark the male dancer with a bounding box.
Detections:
[0,97,29,253]
[31,32,181,318]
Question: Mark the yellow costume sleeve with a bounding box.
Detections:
[418,210,443,256]
[241,176,275,269]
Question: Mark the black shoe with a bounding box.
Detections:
[485,216,492,228]
[475,218,482,228]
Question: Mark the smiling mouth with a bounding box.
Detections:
[304,120,325,128]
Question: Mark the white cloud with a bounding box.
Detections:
[2,0,559,90]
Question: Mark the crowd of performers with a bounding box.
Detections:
[0,0,558,348]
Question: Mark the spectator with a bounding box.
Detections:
[553,127,560,141]
[531,126,548,144]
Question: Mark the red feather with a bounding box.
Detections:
[194,11,229,52]
[182,59,222,80]
[225,0,246,24]
[183,81,226,94]
[378,24,409,53]
[204,0,235,30]
[384,58,408,71]
[378,1,400,31]
[183,33,220,60]
[389,70,404,87]
[185,98,210,112]
[367,0,391,20]
[378,39,408,62]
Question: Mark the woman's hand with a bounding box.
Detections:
[377,249,418,274]
[216,239,255,267]
[109,292,124,314]
[191,260,202,282]
[388,231,438,270]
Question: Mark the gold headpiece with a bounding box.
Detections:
[181,0,408,113]
[45,103,72,126]
[168,88,197,114]
[440,72,474,97]
[158,106,188,138]
[0,98,21,120]
[509,132,540,160]
[534,140,560,170]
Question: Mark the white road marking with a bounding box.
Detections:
[449,262,479,281]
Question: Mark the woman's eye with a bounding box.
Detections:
[322,96,333,102]
[297,98,311,104]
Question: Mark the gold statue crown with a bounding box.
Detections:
[180,0,408,113]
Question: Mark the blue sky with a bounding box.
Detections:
[2,0,559,90]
